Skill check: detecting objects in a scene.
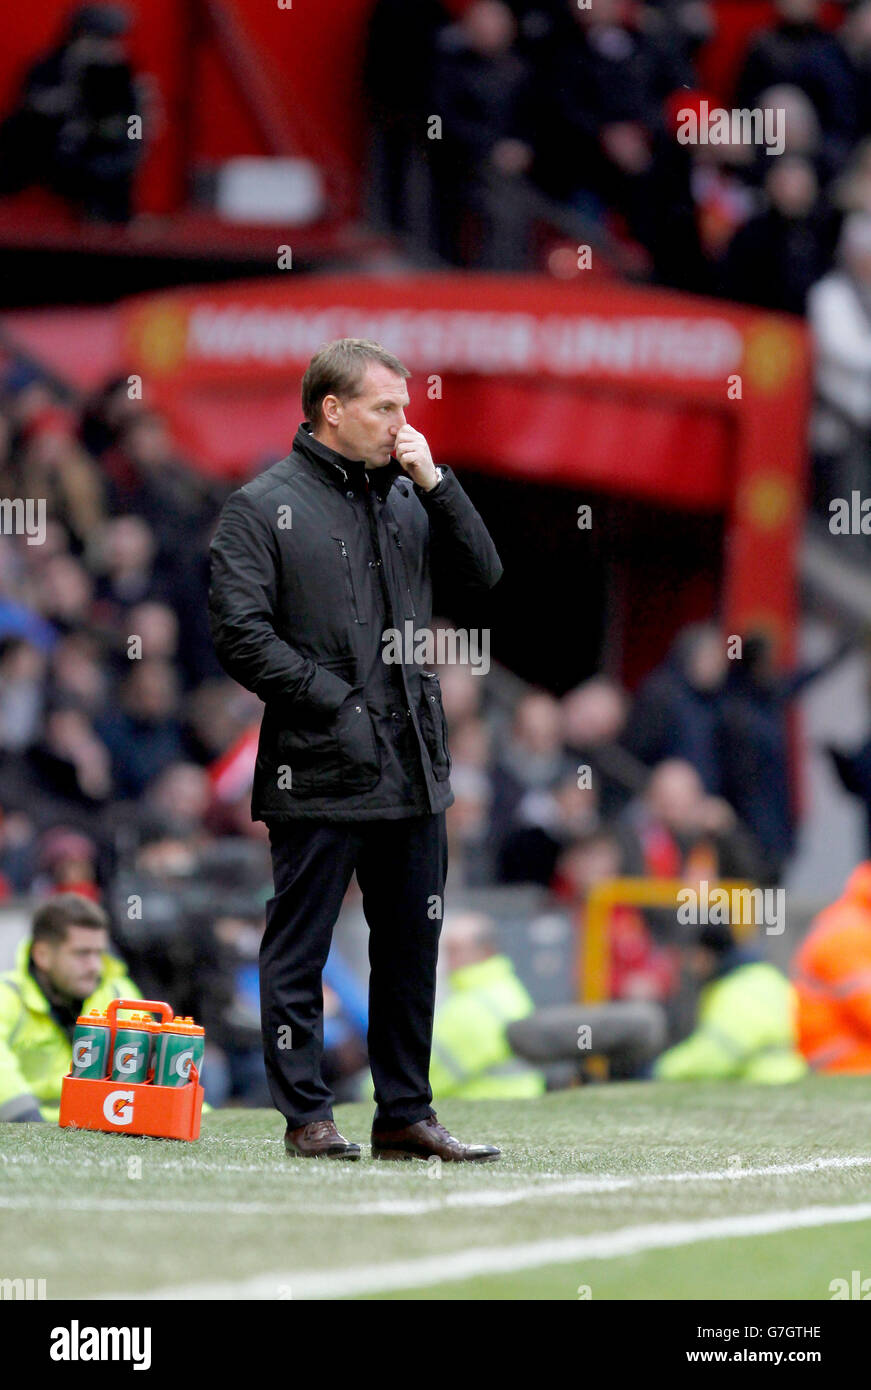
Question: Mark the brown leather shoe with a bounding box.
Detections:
[284,1120,361,1159]
[371,1112,500,1162]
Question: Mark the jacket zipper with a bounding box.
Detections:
[392,532,416,618]
[362,481,434,788]
[421,670,449,762]
[336,538,363,624]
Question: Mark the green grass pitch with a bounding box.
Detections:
[3,1078,871,1300]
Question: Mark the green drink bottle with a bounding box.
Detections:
[110,1013,156,1084]
[154,1015,205,1088]
[71,1010,111,1079]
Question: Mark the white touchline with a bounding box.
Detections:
[4,1152,870,1221]
[109,1202,871,1300]
[342,1154,871,1216]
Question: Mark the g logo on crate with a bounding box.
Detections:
[103,1089,135,1126]
[170,1048,194,1081]
[72,1038,93,1069]
[114,1044,143,1075]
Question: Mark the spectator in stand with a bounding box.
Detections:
[443,687,496,888]
[498,767,600,886]
[1,364,62,447]
[104,412,218,552]
[145,762,212,839]
[80,373,142,458]
[734,0,856,180]
[34,827,100,901]
[0,807,37,897]
[446,765,495,889]
[0,638,47,753]
[125,601,179,664]
[31,553,95,639]
[94,659,186,799]
[16,407,105,551]
[184,677,261,766]
[689,128,758,268]
[643,0,717,71]
[490,689,569,857]
[560,675,646,817]
[428,0,536,268]
[90,516,168,620]
[438,661,486,728]
[832,137,871,218]
[808,211,871,506]
[753,82,833,185]
[49,632,109,720]
[531,0,703,289]
[362,0,450,249]
[718,631,855,882]
[625,623,726,793]
[105,411,223,682]
[839,0,871,143]
[0,4,144,222]
[448,707,493,777]
[552,826,680,1004]
[719,153,839,314]
[0,699,114,842]
[621,758,766,883]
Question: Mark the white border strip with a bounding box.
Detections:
[3,1153,870,1219]
[111,1201,871,1299]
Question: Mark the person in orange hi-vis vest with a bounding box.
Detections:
[792,862,871,1072]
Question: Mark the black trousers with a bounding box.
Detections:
[261,811,447,1131]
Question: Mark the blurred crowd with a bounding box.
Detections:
[365,0,871,299]
[365,0,871,529]
[0,364,286,1100]
[5,3,871,516]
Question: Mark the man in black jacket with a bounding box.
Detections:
[208,339,504,1161]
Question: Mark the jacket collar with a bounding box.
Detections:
[293,422,405,501]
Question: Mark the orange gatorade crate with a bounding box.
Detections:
[59,998,205,1142]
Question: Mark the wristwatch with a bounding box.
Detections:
[430,467,444,490]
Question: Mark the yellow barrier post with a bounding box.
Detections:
[576,878,756,1078]
[579,877,756,1004]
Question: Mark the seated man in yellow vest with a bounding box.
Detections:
[0,891,139,1122]
[653,922,807,1083]
[429,911,546,1100]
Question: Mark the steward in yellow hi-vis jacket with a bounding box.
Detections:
[654,923,807,1084]
[429,912,546,1100]
[0,893,138,1122]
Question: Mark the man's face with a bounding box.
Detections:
[321,365,410,467]
[32,925,107,999]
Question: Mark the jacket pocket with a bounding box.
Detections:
[273,719,345,796]
[272,659,380,797]
[332,534,367,624]
[334,689,381,791]
[418,670,451,781]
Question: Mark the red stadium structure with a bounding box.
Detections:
[0,0,848,264]
[1,272,811,685]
